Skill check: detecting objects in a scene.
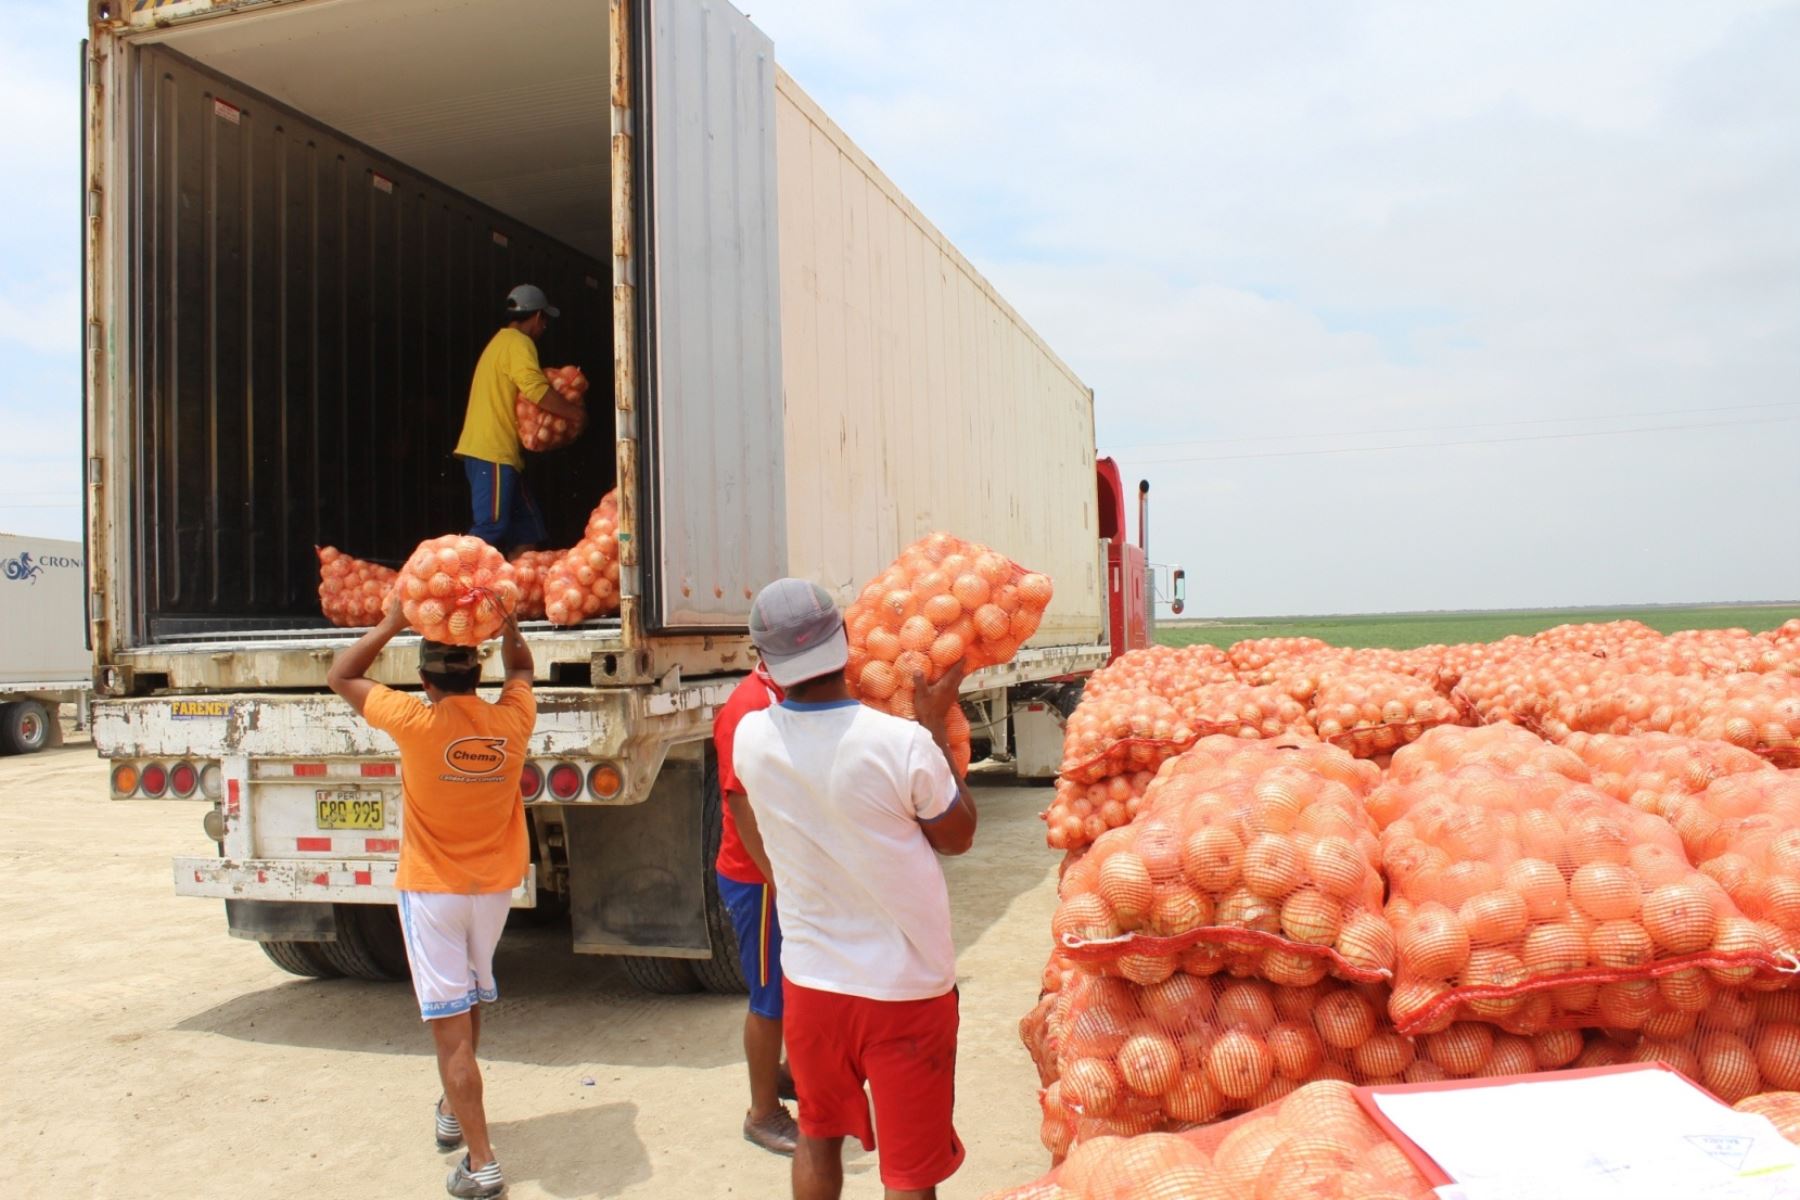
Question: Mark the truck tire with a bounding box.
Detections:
[312,904,407,982]
[353,904,413,980]
[1,700,51,755]
[619,954,703,994]
[259,938,342,979]
[695,746,749,995]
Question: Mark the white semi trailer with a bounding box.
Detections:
[0,533,89,754]
[83,0,1137,989]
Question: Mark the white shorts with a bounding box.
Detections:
[397,890,512,1021]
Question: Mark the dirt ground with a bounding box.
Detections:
[3,740,1059,1199]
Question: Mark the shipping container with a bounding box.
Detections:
[84,0,1147,989]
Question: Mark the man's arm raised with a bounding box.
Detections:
[912,662,977,856]
[327,598,409,717]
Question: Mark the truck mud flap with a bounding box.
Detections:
[225,899,335,942]
[564,755,709,958]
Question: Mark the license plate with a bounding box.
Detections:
[315,790,387,830]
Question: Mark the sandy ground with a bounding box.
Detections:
[3,741,1058,1199]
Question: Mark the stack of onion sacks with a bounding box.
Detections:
[1181,682,1315,742]
[987,1078,1437,1200]
[1577,991,1800,1105]
[515,365,589,452]
[1029,971,1613,1159]
[1050,737,1393,986]
[1059,691,1197,785]
[1226,637,1333,678]
[1308,669,1463,758]
[1045,770,1158,852]
[844,532,1053,775]
[1659,771,1800,959]
[1690,674,1800,767]
[1372,763,1786,1037]
[1382,723,1591,792]
[1563,732,1774,818]
[394,535,520,646]
[1083,644,1240,712]
[1037,974,1414,1150]
[507,549,566,621]
[544,490,623,626]
[316,547,397,628]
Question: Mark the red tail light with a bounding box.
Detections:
[547,763,583,800]
[169,762,199,798]
[520,763,544,799]
[140,763,170,798]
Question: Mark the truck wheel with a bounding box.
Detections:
[695,747,749,995]
[619,954,703,994]
[312,905,407,982]
[259,939,342,978]
[354,904,413,980]
[1,700,51,755]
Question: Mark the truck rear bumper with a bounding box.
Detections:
[173,857,536,908]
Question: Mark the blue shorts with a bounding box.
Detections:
[718,875,783,1019]
[463,457,547,552]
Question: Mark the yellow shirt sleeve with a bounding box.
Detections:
[505,335,551,405]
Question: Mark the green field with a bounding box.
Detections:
[1157,605,1800,651]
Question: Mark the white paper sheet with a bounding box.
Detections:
[1369,1069,1800,1200]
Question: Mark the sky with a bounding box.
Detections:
[3,1,1796,616]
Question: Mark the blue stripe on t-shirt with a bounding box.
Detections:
[919,793,961,824]
[779,698,864,712]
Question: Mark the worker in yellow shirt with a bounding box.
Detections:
[454,285,588,553]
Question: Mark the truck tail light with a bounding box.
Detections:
[547,763,583,800]
[111,764,139,797]
[588,763,624,800]
[169,762,199,798]
[199,764,223,799]
[519,763,544,799]
[140,763,169,798]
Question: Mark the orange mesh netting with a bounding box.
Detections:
[843,532,1052,775]
[987,1079,1435,1200]
[1050,738,1390,984]
[515,364,588,452]
[316,546,397,628]
[394,535,519,645]
[1372,764,1793,1035]
[543,490,622,626]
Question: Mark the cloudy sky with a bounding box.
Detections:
[3,1,1796,615]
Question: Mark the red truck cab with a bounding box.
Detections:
[1095,457,1182,661]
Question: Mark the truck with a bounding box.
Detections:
[82,0,1174,991]
[0,534,90,754]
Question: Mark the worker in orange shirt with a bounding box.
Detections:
[329,599,537,1200]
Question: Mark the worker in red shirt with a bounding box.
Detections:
[714,660,801,1155]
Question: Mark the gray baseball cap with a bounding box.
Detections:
[504,284,560,319]
[749,579,848,688]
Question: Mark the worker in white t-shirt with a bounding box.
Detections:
[730,578,977,1200]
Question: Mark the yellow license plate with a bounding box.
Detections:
[315,791,387,830]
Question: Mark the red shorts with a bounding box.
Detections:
[783,980,965,1191]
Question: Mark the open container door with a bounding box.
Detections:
[638,0,786,632]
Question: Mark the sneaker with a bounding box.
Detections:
[743,1105,799,1157]
[435,1097,464,1151]
[446,1154,506,1199]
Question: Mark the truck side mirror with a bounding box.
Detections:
[1171,568,1186,616]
